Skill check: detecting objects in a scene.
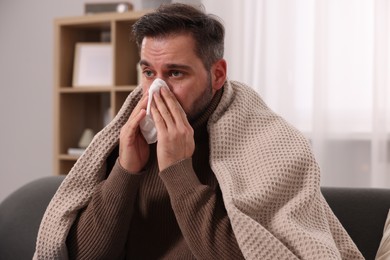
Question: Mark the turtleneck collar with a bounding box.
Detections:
[190,86,224,140]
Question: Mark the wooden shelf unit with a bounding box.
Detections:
[54,11,146,175]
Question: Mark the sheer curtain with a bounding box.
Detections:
[202,0,390,188]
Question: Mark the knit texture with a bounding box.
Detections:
[376,210,390,259]
[65,89,244,259]
[34,80,363,259]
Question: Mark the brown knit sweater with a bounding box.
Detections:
[66,89,244,259]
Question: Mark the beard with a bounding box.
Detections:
[186,72,214,121]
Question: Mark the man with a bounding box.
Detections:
[34,3,363,259]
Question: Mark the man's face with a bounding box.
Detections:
[139,34,214,120]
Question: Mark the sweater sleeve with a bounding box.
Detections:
[66,159,144,259]
[159,158,245,260]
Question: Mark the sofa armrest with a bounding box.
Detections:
[322,187,390,260]
[0,176,65,260]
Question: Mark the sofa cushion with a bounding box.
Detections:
[0,176,65,260]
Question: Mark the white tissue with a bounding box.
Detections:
[139,78,169,144]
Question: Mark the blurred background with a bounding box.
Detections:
[1,0,389,202]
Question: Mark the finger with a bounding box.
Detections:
[133,94,149,117]
[151,104,167,135]
[153,91,175,128]
[160,87,189,127]
[126,94,149,125]
[123,108,147,138]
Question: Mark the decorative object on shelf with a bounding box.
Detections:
[72,43,113,87]
[100,30,111,42]
[131,0,168,10]
[84,2,133,14]
[67,128,95,156]
[78,128,95,148]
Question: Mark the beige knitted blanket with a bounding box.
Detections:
[34,80,363,259]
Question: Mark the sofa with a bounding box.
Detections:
[1,176,390,260]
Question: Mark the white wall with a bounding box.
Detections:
[0,1,82,203]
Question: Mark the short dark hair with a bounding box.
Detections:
[132,3,225,70]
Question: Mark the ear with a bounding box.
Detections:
[211,59,227,91]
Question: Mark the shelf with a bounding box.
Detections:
[54,12,145,175]
[55,11,148,26]
[58,154,80,160]
[58,85,137,93]
[59,87,112,93]
[114,85,138,91]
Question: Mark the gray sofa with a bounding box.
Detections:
[1,176,390,260]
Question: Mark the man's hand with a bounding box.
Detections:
[119,94,150,173]
[151,87,195,171]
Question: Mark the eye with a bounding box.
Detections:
[143,69,155,78]
[170,70,184,78]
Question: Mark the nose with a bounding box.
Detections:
[154,76,172,91]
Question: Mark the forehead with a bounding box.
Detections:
[140,33,197,58]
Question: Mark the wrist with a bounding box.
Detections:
[118,158,145,175]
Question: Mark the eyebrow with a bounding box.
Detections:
[139,60,193,71]
[166,64,192,71]
[139,60,150,67]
